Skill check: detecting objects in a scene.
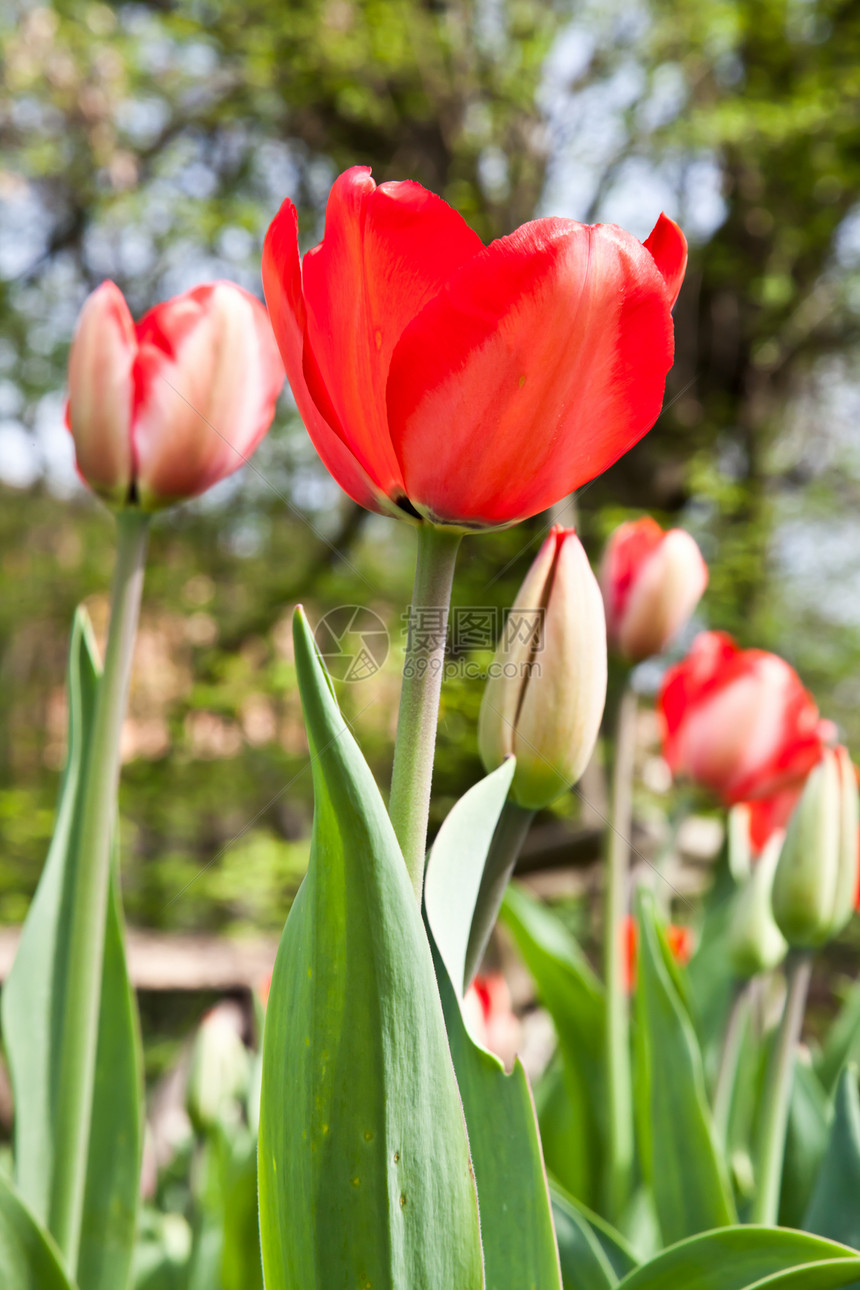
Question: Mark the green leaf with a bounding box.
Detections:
[0,1175,76,1290]
[1,608,143,1290]
[778,1061,830,1229]
[550,1185,617,1290]
[424,759,516,996]
[614,1227,860,1290]
[425,763,562,1290]
[550,1182,639,1282]
[805,1066,860,1251]
[633,891,736,1245]
[258,607,483,1289]
[501,883,606,1208]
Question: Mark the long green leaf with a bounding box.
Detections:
[501,883,605,1208]
[0,1175,76,1290]
[633,891,735,1245]
[1,608,142,1290]
[549,1184,619,1290]
[805,1066,860,1251]
[258,607,483,1289]
[425,761,562,1290]
[615,1227,860,1290]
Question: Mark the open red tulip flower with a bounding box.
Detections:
[262,166,687,529]
[600,516,708,662]
[67,280,285,508]
[658,631,834,805]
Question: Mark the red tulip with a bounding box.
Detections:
[623,915,693,991]
[658,631,833,804]
[67,280,284,508]
[600,516,708,662]
[462,972,520,1064]
[262,166,687,529]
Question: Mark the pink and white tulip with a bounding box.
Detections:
[67,280,285,508]
[600,516,708,663]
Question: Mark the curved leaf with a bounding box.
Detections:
[633,891,735,1245]
[549,1181,638,1282]
[550,1184,618,1290]
[1,608,142,1290]
[424,762,562,1290]
[258,607,483,1289]
[0,1176,75,1290]
[615,1227,860,1290]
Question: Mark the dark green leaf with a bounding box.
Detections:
[778,1061,830,1229]
[1,608,142,1290]
[550,1184,617,1290]
[550,1183,639,1282]
[258,607,483,1288]
[633,891,736,1245]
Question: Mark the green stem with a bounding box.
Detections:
[48,509,149,1270]
[752,950,813,1225]
[713,978,753,1144]
[464,799,535,989]
[389,524,462,900]
[603,682,637,1223]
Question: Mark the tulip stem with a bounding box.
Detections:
[603,682,637,1224]
[464,800,535,989]
[713,978,753,1144]
[48,509,149,1271]
[752,950,813,1225]
[389,523,462,900]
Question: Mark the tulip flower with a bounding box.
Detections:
[600,516,707,663]
[67,280,284,508]
[772,746,859,949]
[658,632,832,804]
[623,914,694,991]
[461,972,521,1065]
[478,527,607,810]
[728,834,788,977]
[262,166,686,529]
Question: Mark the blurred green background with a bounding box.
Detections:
[2,0,860,943]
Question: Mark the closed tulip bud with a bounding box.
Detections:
[186,1002,250,1132]
[728,834,788,977]
[772,747,859,949]
[67,279,285,509]
[478,527,607,810]
[600,517,708,663]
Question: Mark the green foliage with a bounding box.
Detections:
[633,891,736,1245]
[425,763,562,1290]
[613,1228,860,1290]
[258,608,483,1287]
[1,608,143,1290]
[0,1175,75,1290]
[805,1067,860,1253]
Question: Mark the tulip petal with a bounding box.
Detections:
[66,281,136,503]
[262,198,393,516]
[388,218,675,528]
[643,213,688,309]
[300,166,484,503]
[132,283,285,506]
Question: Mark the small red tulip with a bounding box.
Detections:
[600,516,708,662]
[262,166,687,529]
[67,280,285,508]
[623,915,693,991]
[658,631,832,805]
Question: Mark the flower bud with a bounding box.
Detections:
[186,1002,251,1132]
[728,834,788,977]
[600,517,708,663]
[67,280,285,509]
[772,747,859,949]
[478,527,607,810]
